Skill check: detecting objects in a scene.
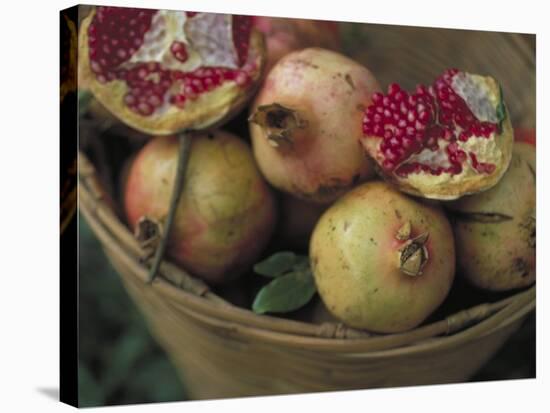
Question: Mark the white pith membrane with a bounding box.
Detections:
[124,12,240,71]
[452,72,499,123]
[86,8,257,117]
[362,70,510,199]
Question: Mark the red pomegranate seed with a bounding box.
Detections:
[170,41,188,63]
[388,83,401,95]
[469,152,496,174]
[137,102,153,115]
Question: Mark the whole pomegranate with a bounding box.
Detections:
[124,130,277,284]
[78,7,266,134]
[447,142,535,291]
[513,138,535,170]
[361,69,514,200]
[249,48,380,204]
[514,128,536,146]
[253,16,341,74]
[310,181,455,333]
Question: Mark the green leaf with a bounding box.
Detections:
[78,361,106,407]
[253,251,299,277]
[292,255,311,271]
[101,327,150,393]
[252,270,317,314]
[124,357,186,403]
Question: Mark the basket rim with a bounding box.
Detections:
[77,151,536,354]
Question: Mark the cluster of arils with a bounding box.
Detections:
[362,69,499,177]
[86,7,254,116]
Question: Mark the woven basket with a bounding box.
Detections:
[77,23,536,400]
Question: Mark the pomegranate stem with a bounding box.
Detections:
[147,132,192,283]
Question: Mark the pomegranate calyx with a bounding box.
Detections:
[135,215,164,249]
[398,232,429,277]
[395,221,412,240]
[249,103,308,148]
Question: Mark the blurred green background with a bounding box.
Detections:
[78,213,535,407]
[78,214,186,406]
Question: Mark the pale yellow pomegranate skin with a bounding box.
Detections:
[124,130,277,284]
[448,142,536,291]
[254,16,341,74]
[310,181,455,333]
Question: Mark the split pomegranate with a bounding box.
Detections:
[78,7,266,134]
[310,181,455,332]
[124,131,277,284]
[361,69,514,200]
[253,16,341,74]
[249,48,380,204]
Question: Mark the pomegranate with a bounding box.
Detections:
[447,142,535,291]
[124,131,277,284]
[514,128,536,146]
[361,69,514,200]
[249,48,380,204]
[117,153,136,209]
[513,140,535,174]
[310,181,455,332]
[253,16,341,74]
[78,7,266,135]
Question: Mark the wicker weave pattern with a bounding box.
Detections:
[79,154,535,397]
